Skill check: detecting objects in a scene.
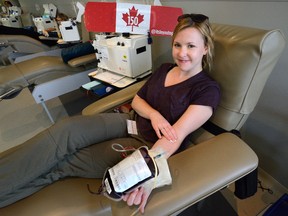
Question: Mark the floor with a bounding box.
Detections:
[1,65,287,215]
[223,169,288,216]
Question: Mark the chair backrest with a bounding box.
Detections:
[80,15,96,42]
[191,23,286,143]
[20,13,35,28]
[0,34,51,54]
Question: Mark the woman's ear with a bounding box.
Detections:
[203,45,208,55]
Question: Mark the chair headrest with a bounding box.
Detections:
[209,23,285,129]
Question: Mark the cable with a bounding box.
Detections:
[111,143,136,158]
[258,180,273,194]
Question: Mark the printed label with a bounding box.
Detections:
[127,120,138,135]
[104,178,112,194]
[109,149,151,192]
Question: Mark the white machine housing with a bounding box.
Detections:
[7,6,22,16]
[43,4,57,18]
[33,16,55,33]
[93,34,152,78]
[32,4,58,33]
[1,16,22,28]
[59,20,80,42]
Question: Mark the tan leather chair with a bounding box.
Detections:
[0,52,97,123]
[0,34,54,54]
[0,14,87,64]
[0,15,95,101]
[0,33,60,64]
[0,54,97,98]
[0,23,285,216]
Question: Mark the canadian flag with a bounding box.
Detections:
[84,2,183,36]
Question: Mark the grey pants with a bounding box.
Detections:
[0,113,151,208]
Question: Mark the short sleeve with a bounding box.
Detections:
[191,83,221,112]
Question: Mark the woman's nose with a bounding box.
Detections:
[178,47,187,57]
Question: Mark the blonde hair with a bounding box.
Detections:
[172,14,214,71]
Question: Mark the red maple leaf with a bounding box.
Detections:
[122,6,144,32]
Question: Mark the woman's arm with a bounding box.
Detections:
[152,104,213,158]
[131,94,157,119]
[124,103,213,213]
[132,94,178,142]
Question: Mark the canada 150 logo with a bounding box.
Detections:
[116,4,150,34]
[122,6,144,32]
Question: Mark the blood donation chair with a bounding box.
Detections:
[0,15,81,64]
[0,33,60,64]
[0,34,55,54]
[0,51,96,123]
[0,23,285,216]
[0,15,96,123]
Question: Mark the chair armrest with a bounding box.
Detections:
[67,53,97,67]
[111,133,258,216]
[82,80,146,115]
[0,41,12,48]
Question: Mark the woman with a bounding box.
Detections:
[0,14,220,213]
[122,13,220,213]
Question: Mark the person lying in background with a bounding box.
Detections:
[0,25,58,46]
[42,12,69,38]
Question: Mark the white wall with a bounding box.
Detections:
[17,0,288,189]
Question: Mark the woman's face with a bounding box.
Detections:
[172,27,207,75]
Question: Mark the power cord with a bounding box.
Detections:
[258,179,273,194]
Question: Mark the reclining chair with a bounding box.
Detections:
[0,51,97,123]
[0,34,55,54]
[0,16,97,122]
[0,14,87,64]
[0,32,60,64]
[0,23,285,216]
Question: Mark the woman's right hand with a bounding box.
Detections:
[131,95,177,142]
[150,112,177,142]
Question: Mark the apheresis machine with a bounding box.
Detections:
[1,6,22,28]
[33,3,57,33]
[59,20,80,42]
[92,33,152,81]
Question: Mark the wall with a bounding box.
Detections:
[17,0,288,189]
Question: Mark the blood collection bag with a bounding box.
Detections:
[101,146,158,201]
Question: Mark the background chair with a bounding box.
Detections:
[0,30,59,64]
[0,51,96,123]
[0,16,97,123]
[0,23,285,216]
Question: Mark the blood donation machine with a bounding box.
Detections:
[92,34,152,78]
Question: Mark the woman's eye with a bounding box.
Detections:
[188,44,195,48]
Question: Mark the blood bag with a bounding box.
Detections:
[101,146,158,201]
